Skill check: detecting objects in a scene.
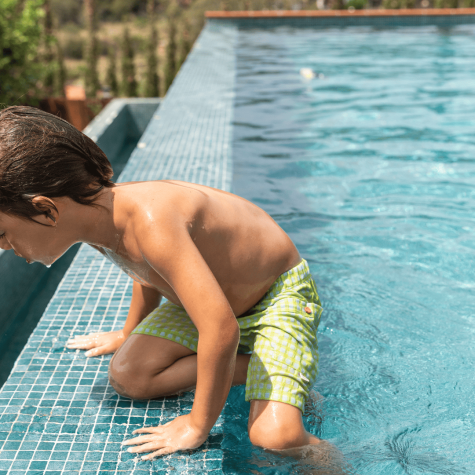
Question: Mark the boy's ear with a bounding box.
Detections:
[30,196,58,226]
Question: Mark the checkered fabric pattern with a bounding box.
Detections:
[132,259,322,412]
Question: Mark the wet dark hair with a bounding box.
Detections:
[0,106,114,221]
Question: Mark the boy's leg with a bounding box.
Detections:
[248,400,350,474]
[248,399,320,450]
[108,334,251,399]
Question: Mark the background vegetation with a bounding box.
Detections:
[1,0,474,106]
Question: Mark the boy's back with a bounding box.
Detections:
[103,180,301,316]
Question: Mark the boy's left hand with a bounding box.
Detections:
[66,330,126,357]
[122,414,208,459]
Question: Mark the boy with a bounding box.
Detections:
[0,106,323,459]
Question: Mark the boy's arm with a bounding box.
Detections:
[123,281,162,336]
[125,220,240,457]
[66,280,162,357]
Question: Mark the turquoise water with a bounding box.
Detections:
[233,26,475,474]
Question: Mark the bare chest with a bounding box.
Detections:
[98,247,179,302]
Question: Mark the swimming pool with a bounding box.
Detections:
[233,26,475,474]
[1,19,474,475]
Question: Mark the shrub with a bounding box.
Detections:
[0,0,45,106]
[434,0,458,7]
[84,0,100,98]
[106,46,119,96]
[144,0,160,97]
[51,0,83,26]
[42,0,66,97]
[120,26,138,97]
[346,0,367,8]
[177,19,192,71]
[164,17,177,92]
[62,35,84,59]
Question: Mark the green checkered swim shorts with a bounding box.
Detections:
[132,259,322,412]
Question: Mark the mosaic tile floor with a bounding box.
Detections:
[0,24,237,474]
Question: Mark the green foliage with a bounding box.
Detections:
[0,0,45,106]
[54,41,66,96]
[461,0,474,6]
[164,18,177,93]
[120,26,138,97]
[51,0,82,25]
[42,0,66,97]
[144,24,160,97]
[346,0,367,8]
[62,35,84,59]
[434,0,458,7]
[42,0,56,93]
[98,0,145,22]
[106,46,119,96]
[382,0,415,8]
[331,0,346,9]
[177,19,192,71]
[84,0,100,98]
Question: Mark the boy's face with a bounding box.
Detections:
[0,211,66,266]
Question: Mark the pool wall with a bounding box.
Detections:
[0,25,236,475]
[0,98,160,388]
[206,7,475,27]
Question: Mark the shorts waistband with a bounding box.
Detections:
[273,258,312,288]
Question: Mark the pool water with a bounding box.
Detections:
[233,26,475,474]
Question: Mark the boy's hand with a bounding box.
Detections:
[66,330,126,357]
[122,414,208,459]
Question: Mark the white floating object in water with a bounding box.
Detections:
[300,68,316,80]
[137,142,146,149]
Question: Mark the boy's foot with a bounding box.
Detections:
[273,440,354,475]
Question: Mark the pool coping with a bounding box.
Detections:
[206,7,475,17]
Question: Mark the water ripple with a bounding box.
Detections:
[233,25,475,474]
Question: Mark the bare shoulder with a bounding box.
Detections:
[118,180,205,249]
[117,180,207,221]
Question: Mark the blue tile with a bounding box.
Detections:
[0,460,12,470]
[16,450,35,460]
[3,441,20,450]
[50,451,69,461]
[30,461,48,470]
[46,460,66,470]
[63,461,82,470]
[11,459,30,469]
[38,442,54,450]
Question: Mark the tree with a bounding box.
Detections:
[164,17,177,93]
[144,0,160,97]
[54,41,67,96]
[0,0,45,106]
[42,0,55,95]
[84,0,100,98]
[177,18,192,72]
[42,0,66,97]
[120,26,138,97]
[106,46,119,97]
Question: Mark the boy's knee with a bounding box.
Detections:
[248,419,307,450]
[248,400,311,450]
[108,354,155,400]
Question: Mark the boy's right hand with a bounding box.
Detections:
[66,330,126,357]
